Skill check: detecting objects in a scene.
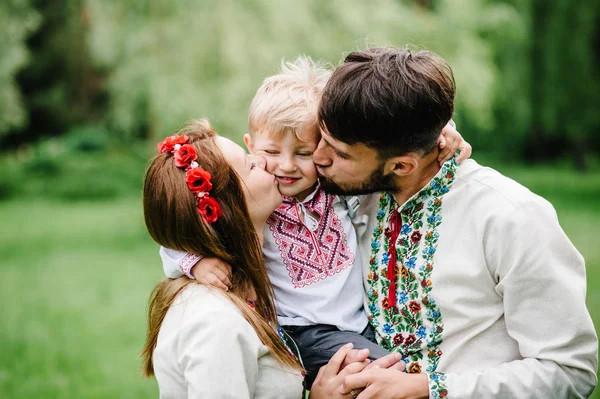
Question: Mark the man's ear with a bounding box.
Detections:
[385,155,419,177]
[243,133,254,153]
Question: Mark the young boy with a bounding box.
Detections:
[160,56,469,387]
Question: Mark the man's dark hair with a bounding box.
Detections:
[318,47,455,158]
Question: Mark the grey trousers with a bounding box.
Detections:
[282,323,390,389]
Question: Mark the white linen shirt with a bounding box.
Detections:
[354,159,598,398]
[153,284,304,399]
[160,186,368,334]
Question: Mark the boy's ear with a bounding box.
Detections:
[385,155,419,177]
[243,133,254,153]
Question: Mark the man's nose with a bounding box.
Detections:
[313,139,332,167]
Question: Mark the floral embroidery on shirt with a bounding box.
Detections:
[268,189,354,288]
[428,372,448,398]
[366,159,457,397]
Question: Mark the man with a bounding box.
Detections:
[313,47,598,398]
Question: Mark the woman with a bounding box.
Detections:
[140,120,372,398]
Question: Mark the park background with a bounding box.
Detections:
[1,0,599,397]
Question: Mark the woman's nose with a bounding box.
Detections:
[251,155,267,170]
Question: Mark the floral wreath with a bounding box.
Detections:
[157,134,222,224]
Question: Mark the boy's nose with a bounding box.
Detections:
[279,157,297,172]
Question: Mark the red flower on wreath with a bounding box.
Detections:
[186,167,212,193]
[156,133,223,224]
[174,144,198,168]
[157,134,189,153]
[197,197,222,224]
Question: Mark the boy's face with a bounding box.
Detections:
[244,125,319,201]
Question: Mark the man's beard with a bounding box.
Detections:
[318,162,397,196]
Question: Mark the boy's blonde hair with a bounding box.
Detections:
[248,56,332,139]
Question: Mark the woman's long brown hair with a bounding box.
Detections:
[140,119,302,376]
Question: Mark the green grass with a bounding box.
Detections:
[0,161,598,398]
[0,197,161,398]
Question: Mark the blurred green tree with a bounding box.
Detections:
[485,0,600,166]
[526,0,600,169]
[3,0,598,164]
[0,0,40,137]
[14,0,105,145]
[85,0,513,143]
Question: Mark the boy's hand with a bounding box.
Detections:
[438,120,472,165]
[191,257,233,291]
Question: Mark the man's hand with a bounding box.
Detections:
[438,120,472,165]
[340,368,429,399]
[191,257,233,291]
[310,343,370,399]
[340,351,405,372]
[364,353,405,372]
[340,348,370,370]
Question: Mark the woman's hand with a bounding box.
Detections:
[437,120,472,165]
[310,343,370,399]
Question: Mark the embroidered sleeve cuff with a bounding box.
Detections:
[427,372,448,398]
[180,253,202,279]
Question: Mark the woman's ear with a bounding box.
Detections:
[385,155,419,177]
[243,133,254,153]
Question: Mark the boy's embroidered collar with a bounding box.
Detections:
[283,181,321,204]
[280,183,329,218]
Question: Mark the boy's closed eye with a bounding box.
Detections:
[262,149,280,155]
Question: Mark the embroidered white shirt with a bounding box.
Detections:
[353,159,598,398]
